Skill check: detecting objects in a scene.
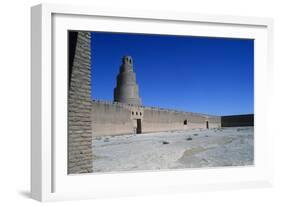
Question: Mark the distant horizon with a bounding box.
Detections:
[90,32,254,116]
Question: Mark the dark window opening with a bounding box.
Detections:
[206,121,209,129]
[184,120,187,125]
[136,112,138,115]
[132,112,134,115]
[140,112,142,116]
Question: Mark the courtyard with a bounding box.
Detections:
[92,127,254,173]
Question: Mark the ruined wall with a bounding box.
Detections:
[91,101,134,137]
[91,101,221,137]
[142,107,221,133]
[221,114,254,127]
[68,31,92,174]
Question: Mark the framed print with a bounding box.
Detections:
[31,3,274,201]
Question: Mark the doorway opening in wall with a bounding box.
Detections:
[184,120,187,125]
[136,119,142,134]
[206,121,209,129]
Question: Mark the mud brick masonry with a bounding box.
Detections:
[68,31,92,174]
[68,31,254,174]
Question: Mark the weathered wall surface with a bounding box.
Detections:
[91,101,221,137]
[92,101,134,137]
[68,31,92,174]
[221,114,254,127]
[142,107,221,133]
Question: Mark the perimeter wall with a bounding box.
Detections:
[142,107,220,133]
[221,114,254,127]
[91,101,221,137]
[91,101,135,137]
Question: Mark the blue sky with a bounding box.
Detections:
[90,32,254,116]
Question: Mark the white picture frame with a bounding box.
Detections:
[31,3,274,202]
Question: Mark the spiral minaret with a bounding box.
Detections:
[114,56,142,105]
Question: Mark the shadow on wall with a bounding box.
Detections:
[221,114,254,127]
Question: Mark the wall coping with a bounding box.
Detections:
[92,99,220,118]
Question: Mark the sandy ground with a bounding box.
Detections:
[92,127,254,173]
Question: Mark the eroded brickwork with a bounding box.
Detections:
[68,31,92,174]
[91,100,221,137]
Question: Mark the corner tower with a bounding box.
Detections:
[114,56,142,105]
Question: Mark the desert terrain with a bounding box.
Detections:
[92,127,254,172]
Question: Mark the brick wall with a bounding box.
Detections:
[91,100,221,137]
[68,31,92,174]
[91,101,135,137]
[142,107,221,132]
[221,114,254,127]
